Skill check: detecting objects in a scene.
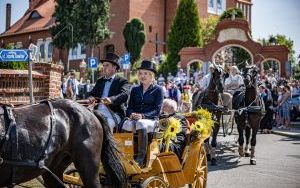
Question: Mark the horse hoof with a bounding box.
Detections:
[211,158,217,166]
[245,152,250,157]
[250,159,256,165]
[207,154,211,161]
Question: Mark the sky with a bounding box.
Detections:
[0,0,299,58]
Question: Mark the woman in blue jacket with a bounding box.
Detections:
[122,60,164,167]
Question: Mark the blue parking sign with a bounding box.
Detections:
[88,57,98,68]
[123,53,130,64]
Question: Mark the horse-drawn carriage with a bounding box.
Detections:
[63,108,213,188]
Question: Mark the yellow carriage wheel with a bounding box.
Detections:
[64,168,83,188]
[140,176,168,188]
[189,145,208,188]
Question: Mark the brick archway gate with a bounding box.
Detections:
[179,19,290,77]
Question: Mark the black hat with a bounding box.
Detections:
[137,60,157,74]
[100,52,121,70]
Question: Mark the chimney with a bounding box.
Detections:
[6,3,11,31]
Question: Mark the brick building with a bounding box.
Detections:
[0,0,252,71]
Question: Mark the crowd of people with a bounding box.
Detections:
[59,52,300,167]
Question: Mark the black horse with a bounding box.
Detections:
[192,64,224,165]
[0,99,127,188]
[233,65,263,165]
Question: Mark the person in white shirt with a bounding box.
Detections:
[167,72,174,82]
[199,64,214,91]
[222,66,244,110]
[224,66,244,94]
[158,74,165,85]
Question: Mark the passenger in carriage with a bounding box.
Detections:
[122,60,164,167]
[159,99,189,158]
[199,64,215,91]
[88,52,130,133]
[223,66,244,110]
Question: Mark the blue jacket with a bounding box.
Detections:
[126,84,164,120]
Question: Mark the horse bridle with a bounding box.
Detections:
[244,68,257,88]
[0,101,65,187]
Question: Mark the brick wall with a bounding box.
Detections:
[0,63,63,105]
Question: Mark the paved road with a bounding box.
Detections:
[18,131,300,188]
[207,132,300,188]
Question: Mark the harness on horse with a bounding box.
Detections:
[0,100,65,187]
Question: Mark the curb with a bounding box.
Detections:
[272,130,300,139]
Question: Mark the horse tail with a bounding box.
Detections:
[93,111,128,188]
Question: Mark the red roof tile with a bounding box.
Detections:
[0,0,56,37]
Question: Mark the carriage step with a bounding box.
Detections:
[63,174,83,186]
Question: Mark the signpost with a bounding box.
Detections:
[122,53,130,79]
[0,49,29,62]
[0,49,34,104]
[88,57,99,83]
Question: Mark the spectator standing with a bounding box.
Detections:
[278,85,291,130]
[66,72,79,100]
[158,74,165,85]
[167,72,174,82]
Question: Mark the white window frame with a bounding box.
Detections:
[208,0,216,14]
[45,37,53,62]
[68,43,86,60]
[37,39,45,62]
[217,0,226,15]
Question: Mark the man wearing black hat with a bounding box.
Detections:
[122,60,164,167]
[88,52,130,132]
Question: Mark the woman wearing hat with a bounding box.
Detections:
[122,60,164,167]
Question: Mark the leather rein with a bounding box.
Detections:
[0,100,65,187]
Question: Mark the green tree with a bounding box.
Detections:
[294,65,300,80]
[200,16,218,46]
[75,0,111,56]
[0,44,27,70]
[259,34,295,64]
[161,0,202,75]
[219,7,244,21]
[51,0,77,50]
[123,18,146,65]
[51,0,111,57]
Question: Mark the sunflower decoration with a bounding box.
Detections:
[190,108,214,140]
[162,117,181,152]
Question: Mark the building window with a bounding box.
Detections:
[208,0,226,15]
[80,44,86,54]
[149,26,152,33]
[40,43,45,59]
[29,11,41,19]
[48,42,53,59]
[208,0,215,13]
[105,44,115,54]
[72,47,77,56]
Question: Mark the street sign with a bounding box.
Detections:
[122,53,130,64]
[0,49,29,62]
[122,64,130,70]
[88,57,98,68]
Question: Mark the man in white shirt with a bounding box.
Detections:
[199,64,214,91]
[88,53,130,132]
[223,66,244,110]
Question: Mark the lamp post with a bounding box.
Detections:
[53,23,73,72]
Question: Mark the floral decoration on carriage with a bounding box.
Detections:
[184,108,214,140]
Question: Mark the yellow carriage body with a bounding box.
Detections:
[63,112,209,188]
